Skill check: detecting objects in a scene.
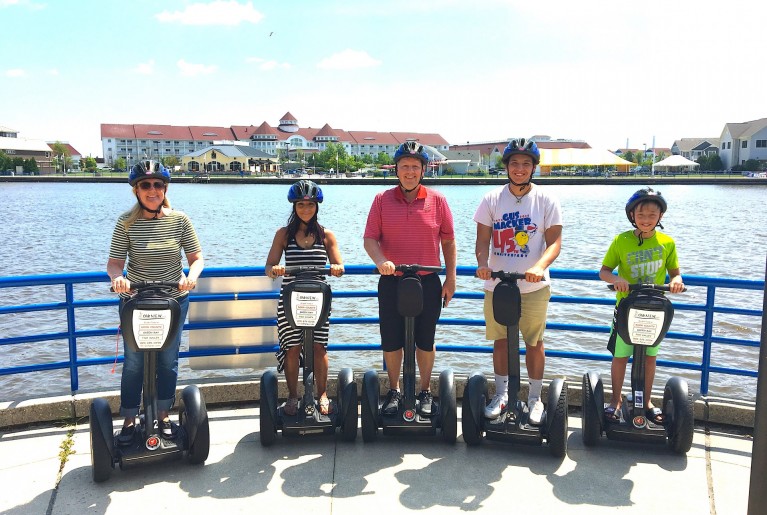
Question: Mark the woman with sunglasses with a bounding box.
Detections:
[106,160,205,444]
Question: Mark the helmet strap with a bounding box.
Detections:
[136,195,163,219]
[396,166,423,193]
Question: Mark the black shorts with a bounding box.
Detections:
[378,273,442,352]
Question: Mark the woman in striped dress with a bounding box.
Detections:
[265,180,344,416]
[107,160,204,443]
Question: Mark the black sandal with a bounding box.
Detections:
[646,407,664,425]
[604,405,621,422]
[117,424,135,446]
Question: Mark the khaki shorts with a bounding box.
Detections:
[484,285,551,346]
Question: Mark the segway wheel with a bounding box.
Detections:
[181,385,210,464]
[438,369,457,444]
[260,370,279,447]
[663,376,694,454]
[361,370,380,443]
[89,398,114,483]
[337,368,358,442]
[461,373,487,446]
[547,379,568,458]
[581,374,601,447]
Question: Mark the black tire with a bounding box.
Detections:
[438,369,457,444]
[361,370,380,443]
[181,385,209,464]
[338,368,358,442]
[664,376,694,454]
[547,379,568,458]
[581,374,601,447]
[89,399,113,483]
[461,373,487,446]
[260,371,279,447]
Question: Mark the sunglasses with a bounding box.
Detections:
[138,181,165,191]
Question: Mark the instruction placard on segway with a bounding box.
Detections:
[627,308,663,346]
[132,309,172,349]
[290,292,323,328]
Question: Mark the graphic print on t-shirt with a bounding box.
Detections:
[626,245,665,284]
[492,210,539,257]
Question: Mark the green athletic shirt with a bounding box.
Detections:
[602,229,679,302]
[109,210,202,299]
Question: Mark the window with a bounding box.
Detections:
[742,141,748,148]
[727,142,731,149]
[722,142,726,149]
[757,140,767,148]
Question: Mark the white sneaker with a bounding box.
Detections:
[483,393,508,419]
[528,398,545,425]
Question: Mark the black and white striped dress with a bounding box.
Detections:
[275,236,330,373]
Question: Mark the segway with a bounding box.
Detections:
[360,264,457,443]
[462,271,568,457]
[90,281,209,483]
[259,266,357,445]
[581,283,694,454]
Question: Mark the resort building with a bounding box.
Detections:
[0,126,55,174]
[100,112,450,169]
[180,143,278,175]
[718,117,767,170]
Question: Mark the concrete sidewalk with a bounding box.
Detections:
[0,406,753,515]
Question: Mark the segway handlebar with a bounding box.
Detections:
[110,280,184,293]
[489,270,528,282]
[608,283,687,293]
[393,264,443,275]
[283,265,332,277]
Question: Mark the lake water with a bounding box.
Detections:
[0,181,764,402]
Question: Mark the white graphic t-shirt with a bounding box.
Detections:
[473,184,562,293]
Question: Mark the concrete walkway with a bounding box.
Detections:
[0,405,753,515]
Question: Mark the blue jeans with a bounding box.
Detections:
[120,295,189,418]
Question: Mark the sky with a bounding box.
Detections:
[2,0,766,158]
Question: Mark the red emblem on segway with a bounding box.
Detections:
[632,415,646,428]
[146,435,160,450]
[403,409,416,422]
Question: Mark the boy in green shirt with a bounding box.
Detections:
[599,188,685,424]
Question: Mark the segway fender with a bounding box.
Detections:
[438,368,457,443]
[466,372,488,429]
[362,370,381,425]
[664,375,690,434]
[90,398,115,456]
[337,367,355,419]
[181,385,206,446]
[261,370,279,417]
[545,378,565,433]
[587,372,605,430]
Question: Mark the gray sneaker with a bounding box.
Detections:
[528,398,545,425]
[382,389,402,415]
[484,393,508,419]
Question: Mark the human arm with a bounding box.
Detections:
[475,222,493,280]
[179,251,204,291]
[441,238,457,306]
[324,229,345,277]
[525,224,562,283]
[364,237,395,275]
[599,265,630,292]
[265,228,288,278]
[667,267,684,293]
[107,257,130,293]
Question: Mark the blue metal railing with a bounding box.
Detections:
[0,266,763,396]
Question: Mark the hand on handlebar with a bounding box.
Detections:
[267,265,285,278]
[376,260,395,276]
[329,264,345,277]
[111,276,131,293]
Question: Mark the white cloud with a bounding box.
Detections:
[0,0,45,10]
[47,68,58,76]
[177,59,217,77]
[245,57,291,71]
[316,49,381,70]
[5,68,26,77]
[156,1,263,26]
[132,60,155,75]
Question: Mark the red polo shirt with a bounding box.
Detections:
[364,185,455,268]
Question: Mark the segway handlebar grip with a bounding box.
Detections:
[607,283,686,293]
[109,280,184,293]
[489,270,527,282]
[283,265,331,277]
[393,264,443,275]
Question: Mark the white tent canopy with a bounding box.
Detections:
[539,148,634,167]
[653,154,700,168]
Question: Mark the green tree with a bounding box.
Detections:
[23,158,39,173]
[161,156,181,170]
[82,156,98,172]
[50,141,71,173]
[0,150,11,171]
[623,151,636,164]
[375,152,393,166]
[114,157,127,171]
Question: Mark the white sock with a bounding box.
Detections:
[528,379,542,403]
[495,374,508,398]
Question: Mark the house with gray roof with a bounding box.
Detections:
[718,117,767,169]
[671,138,720,161]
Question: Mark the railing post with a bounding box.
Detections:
[699,285,716,395]
[65,282,79,393]
[747,255,767,515]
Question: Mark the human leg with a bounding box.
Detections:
[314,342,330,414]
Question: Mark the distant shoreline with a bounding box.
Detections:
[2,175,766,186]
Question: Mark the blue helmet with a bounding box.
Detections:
[129,160,171,186]
[502,138,540,166]
[394,141,429,166]
[288,180,323,203]
[625,188,667,224]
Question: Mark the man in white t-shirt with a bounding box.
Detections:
[473,138,562,424]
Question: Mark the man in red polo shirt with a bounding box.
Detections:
[363,141,457,417]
